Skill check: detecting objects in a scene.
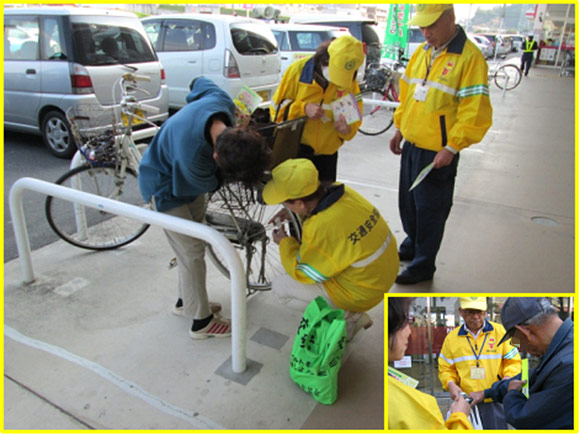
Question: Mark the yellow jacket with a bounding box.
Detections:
[270,56,362,156]
[388,376,472,430]
[393,26,492,153]
[278,184,398,312]
[438,320,521,397]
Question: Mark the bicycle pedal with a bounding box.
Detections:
[168,257,178,270]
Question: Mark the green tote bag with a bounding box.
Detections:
[289,296,347,405]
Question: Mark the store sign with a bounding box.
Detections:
[382,4,410,61]
[394,355,412,369]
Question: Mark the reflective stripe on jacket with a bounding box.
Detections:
[438,320,521,397]
[393,26,492,153]
[278,184,398,312]
[270,56,362,156]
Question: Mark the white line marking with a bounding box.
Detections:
[338,179,398,193]
[53,277,90,297]
[4,325,223,429]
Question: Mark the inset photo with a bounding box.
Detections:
[387,296,574,430]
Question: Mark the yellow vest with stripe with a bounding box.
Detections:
[438,320,521,398]
[278,184,398,312]
[388,376,472,430]
[524,39,536,52]
[270,56,363,156]
[393,26,493,153]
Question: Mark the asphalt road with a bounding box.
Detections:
[4,130,72,262]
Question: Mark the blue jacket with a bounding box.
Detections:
[484,318,574,429]
[138,77,234,212]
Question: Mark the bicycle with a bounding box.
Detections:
[45,77,307,294]
[45,72,160,250]
[488,60,522,90]
[359,62,401,136]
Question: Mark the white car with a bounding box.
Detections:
[142,14,281,110]
[4,6,168,158]
[468,34,494,59]
[269,23,350,75]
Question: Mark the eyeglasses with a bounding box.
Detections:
[405,315,416,326]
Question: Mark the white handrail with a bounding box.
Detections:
[9,177,247,373]
[362,98,400,109]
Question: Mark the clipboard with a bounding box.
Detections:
[409,162,434,191]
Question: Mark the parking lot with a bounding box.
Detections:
[3,64,575,430]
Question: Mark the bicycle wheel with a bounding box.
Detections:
[359,89,395,136]
[45,163,150,250]
[205,182,301,293]
[494,64,522,90]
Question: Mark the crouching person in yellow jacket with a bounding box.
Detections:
[438,297,521,429]
[263,159,399,341]
[388,297,472,430]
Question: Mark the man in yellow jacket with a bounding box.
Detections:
[389,5,493,284]
[438,297,521,429]
[270,35,364,183]
[263,159,399,341]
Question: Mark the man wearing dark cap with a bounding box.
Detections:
[389,5,493,284]
[469,297,573,429]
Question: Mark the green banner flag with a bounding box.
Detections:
[382,4,410,61]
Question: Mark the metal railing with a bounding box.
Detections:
[9,177,248,373]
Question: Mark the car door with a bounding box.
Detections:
[4,14,42,128]
[272,29,293,74]
[146,18,204,109]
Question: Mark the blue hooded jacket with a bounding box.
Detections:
[138,77,234,212]
[484,318,574,429]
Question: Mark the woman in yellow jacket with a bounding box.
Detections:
[270,34,364,183]
[388,297,473,430]
[263,159,399,341]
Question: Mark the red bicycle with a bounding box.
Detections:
[359,63,400,136]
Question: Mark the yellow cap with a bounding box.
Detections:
[262,159,320,205]
[408,4,454,27]
[327,35,365,89]
[459,297,487,311]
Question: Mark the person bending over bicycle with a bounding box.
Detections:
[264,159,399,341]
[139,77,271,339]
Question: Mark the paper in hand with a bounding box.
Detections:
[409,162,434,191]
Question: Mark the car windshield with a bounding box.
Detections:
[231,23,278,55]
[289,30,335,51]
[70,15,156,66]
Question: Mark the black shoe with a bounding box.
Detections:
[395,269,434,285]
[398,251,414,261]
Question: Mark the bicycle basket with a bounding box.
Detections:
[66,105,119,164]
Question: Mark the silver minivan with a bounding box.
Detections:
[4,6,168,158]
[142,14,281,110]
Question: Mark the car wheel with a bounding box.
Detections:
[41,110,77,159]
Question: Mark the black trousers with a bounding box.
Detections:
[398,142,459,276]
[298,143,338,182]
[521,52,533,75]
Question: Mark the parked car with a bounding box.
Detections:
[4,6,168,158]
[406,26,426,59]
[141,14,280,110]
[468,33,494,59]
[269,23,349,75]
[288,15,382,67]
[477,33,511,58]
